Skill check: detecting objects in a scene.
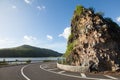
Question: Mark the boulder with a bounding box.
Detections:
[65,5,120,72]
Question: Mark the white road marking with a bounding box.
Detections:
[43,65,48,68]
[104,75,118,80]
[40,64,111,80]
[81,73,86,78]
[58,71,65,74]
[21,65,31,80]
[47,68,58,71]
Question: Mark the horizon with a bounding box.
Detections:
[0,0,120,53]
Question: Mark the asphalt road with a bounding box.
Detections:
[0,64,25,80]
[0,62,119,80]
[0,62,88,80]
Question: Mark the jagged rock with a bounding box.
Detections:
[65,5,120,72]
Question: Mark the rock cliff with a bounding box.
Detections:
[65,5,120,71]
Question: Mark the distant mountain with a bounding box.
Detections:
[0,45,62,57]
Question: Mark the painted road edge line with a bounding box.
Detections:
[58,71,65,74]
[47,68,58,71]
[40,64,111,80]
[21,65,31,80]
[81,73,87,78]
[104,75,118,80]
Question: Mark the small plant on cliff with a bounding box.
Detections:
[64,42,74,57]
[64,40,77,58]
[68,33,74,42]
[75,5,83,15]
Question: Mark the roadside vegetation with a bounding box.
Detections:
[0,59,8,65]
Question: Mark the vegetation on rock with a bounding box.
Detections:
[75,5,83,15]
[64,41,74,57]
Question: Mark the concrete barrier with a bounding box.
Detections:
[57,63,89,73]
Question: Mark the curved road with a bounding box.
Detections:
[0,62,87,80]
[0,62,119,80]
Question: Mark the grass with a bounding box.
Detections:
[68,33,74,41]
[64,40,77,58]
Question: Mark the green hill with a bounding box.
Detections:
[0,45,62,57]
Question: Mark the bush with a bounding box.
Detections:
[57,57,67,64]
[64,40,76,58]
[75,5,83,15]
[26,60,31,63]
[68,33,74,42]
[65,43,74,57]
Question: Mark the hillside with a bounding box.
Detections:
[0,45,62,57]
[65,5,120,72]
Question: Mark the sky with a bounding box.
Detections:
[0,0,120,53]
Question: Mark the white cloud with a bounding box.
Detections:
[12,5,16,9]
[24,0,31,4]
[59,27,71,39]
[46,35,53,40]
[23,35,37,46]
[24,35,37,41]
[37,6,46,11]
[116,16,120,22]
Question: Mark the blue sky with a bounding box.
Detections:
[0,0,120,53]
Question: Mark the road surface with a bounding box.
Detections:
[0,62,119,80]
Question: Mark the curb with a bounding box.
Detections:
[57,63,89,73]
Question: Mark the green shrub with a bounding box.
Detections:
[68,33,74,41]
[64,43,73,57]
[26,60,31,63]
[57,57,67,64]
[75,5,83,15]
[64,40,77,58]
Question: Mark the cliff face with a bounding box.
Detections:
[65,5,120,71]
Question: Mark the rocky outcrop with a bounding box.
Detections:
[65,5,120,72]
